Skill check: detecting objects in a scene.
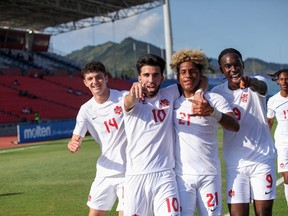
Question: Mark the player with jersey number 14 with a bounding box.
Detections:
[67,60,127,216]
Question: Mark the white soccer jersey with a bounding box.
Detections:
[174,92,232,175]
[267,92,288,146]
[73,89,127,177]
[212,81,277,168]
[124,84,180,175]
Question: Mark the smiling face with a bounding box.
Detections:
[83,71,108,96]
[277,71,288,95]
[178,61,201,97]
[138,65,164,98]
[219,52,244,90]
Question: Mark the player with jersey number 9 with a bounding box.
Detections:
[212,48,277,216]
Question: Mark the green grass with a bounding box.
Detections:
[0,125,286,216]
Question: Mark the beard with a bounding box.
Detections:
[146,85,160,98]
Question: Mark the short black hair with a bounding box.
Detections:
[81,60,107,77]
[268,68,288,81]
[136,54,166,75]
[218,48,243,65]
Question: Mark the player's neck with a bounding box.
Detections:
[94,88,110,104]
[280,90,288,98]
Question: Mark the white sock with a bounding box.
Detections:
[284,183,288,205]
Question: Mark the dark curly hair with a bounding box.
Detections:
[268,69,288,81]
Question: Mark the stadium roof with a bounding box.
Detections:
[0,0,164,35]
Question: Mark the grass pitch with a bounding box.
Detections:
[0,127,286,215]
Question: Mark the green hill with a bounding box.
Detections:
[66,37,288,78]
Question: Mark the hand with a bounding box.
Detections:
[130,82,148,101]
[68,136,81,153]
[194,89,205,102]
[239,76,250,89]
[189,95,213,116]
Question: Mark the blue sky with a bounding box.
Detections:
[51,0,288,64]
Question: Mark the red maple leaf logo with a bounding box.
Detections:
[114,106,123,115]
[160,99,170,107]
[228,189,235,197]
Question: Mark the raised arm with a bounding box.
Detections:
[124,82,146,112]
[240,76,267,95]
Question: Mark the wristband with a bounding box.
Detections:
[195,89,204,94]
[211,108,222,122]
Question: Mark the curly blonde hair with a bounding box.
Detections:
[170,49,209,74]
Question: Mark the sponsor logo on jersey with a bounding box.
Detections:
[160,99,170,107]
[114,105,123,115]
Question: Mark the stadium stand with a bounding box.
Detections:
[0,70,132,125]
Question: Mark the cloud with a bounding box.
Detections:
[112,11,164,44]
[51,9,164,54]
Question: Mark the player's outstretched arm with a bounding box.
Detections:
[124,82,146,112]
[240,76,267,95]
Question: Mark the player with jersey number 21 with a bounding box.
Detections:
[212,48,277,216]
[171,49,239,216]
[67,60,127,216]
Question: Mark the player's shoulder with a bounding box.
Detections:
[211,82,226,93]
[205,91,228,105]
[78,97,94,113]
[205,91,224,99]
[110,88,128,95]
[109,88,129,101]
[267,92,281,103]
[160,83,180,97]
[251,75,266,81]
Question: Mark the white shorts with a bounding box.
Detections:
[124,170,180,216]
[276,145,288,173]
[226,160,276,204]
[176,174,222,216]
[87,173,124,211]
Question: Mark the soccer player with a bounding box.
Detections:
[212,48,277,216]
[267,69,288,205]
[123,53,207,216]
[171,49,239,216]
[67,60,127,216]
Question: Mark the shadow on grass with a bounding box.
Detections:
[0,192,24,197]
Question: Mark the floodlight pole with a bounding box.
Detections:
[163,0,174,79]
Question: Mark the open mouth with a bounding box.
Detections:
[231,74,241,82]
